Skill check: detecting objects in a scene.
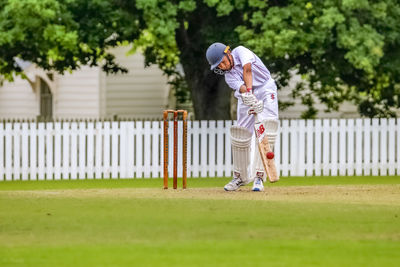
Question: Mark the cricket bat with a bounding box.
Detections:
[254,115,279,183]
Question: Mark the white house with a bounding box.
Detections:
[0,45,170,120]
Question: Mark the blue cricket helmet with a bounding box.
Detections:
[206,42,230,70]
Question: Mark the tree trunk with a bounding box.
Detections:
[175,4,236,120]
[176,39,232,120]
[185,65,232,120]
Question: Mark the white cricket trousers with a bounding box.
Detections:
[236,78,279,131]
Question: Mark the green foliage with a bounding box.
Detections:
[0,0,140,79]
[168,73,192,105]
[236,0,400,118]
[132,0,181,75]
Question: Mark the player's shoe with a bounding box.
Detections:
[224,177,245,191]
[252,177,264,191]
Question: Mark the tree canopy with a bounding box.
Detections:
[0,0,140,79]
[1,0,400,118]
[236,0,400,117]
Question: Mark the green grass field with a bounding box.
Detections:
[1,176,399,266]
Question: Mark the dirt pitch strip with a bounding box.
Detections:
[2,184,399,206]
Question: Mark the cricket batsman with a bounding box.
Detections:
[206,42,280,191]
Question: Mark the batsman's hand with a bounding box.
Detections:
[241,92,257,106]
[248,100,263,115]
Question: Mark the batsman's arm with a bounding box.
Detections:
[239,63,252,93]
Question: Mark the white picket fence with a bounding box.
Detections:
[0,118,399,181]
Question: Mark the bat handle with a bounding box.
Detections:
[246,87,260,123]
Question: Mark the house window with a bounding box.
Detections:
[40,78,52,120]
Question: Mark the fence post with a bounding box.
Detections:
[306,120,314,176]
[388,119,396,176]
[45,122,54,180]
[111,121,119,179]
[54,121,62,180]
[397,118,400,175]
[94,121,103,179]
[339,119,347,176]
[126,121,134,178]
[379,118,388,176]
[0,122,4,181]
[87,121,95,179]
[62,121,70,180]
[151,120,160,178]
[372,119,379,176]
[208,120,216,177]
[144,121,151,178]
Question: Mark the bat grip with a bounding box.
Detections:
[246,87,260,123]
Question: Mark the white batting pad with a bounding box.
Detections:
[230,126,252,183]
[252,138,266,182]
[263,119,280,150]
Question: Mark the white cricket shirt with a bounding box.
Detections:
[224,46,271,98]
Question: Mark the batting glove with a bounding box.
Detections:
[241,92,258,106]
[248,100,264,115]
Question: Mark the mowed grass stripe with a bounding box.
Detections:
[0,176,399,191]
[2,240,400,267]
[0,194,400,266]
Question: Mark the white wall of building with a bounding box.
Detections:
[0,77,38,119]
[103,46,169,119]
[54,66,101,119]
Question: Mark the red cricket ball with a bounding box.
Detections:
[266,152,274,159]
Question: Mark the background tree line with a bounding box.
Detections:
[1,0,399,119]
